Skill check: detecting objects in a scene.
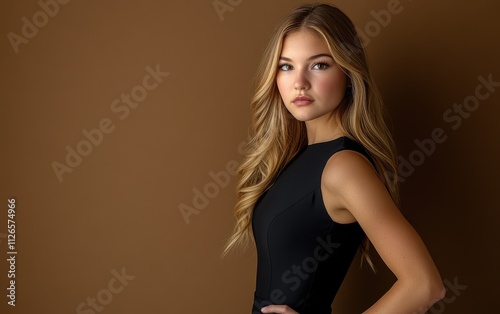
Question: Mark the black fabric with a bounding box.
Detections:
[251,136,374,314]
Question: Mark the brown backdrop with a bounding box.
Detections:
[1,0,499,313]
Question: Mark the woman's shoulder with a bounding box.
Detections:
[322,138,379,194]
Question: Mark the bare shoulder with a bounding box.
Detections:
[320,149,385,223]
[322,149,380,196]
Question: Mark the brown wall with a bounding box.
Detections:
[1,0,498,313]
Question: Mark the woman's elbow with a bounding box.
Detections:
[402,275,446,311]
[423,277,446,308]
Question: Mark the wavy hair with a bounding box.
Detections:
[221,4,399,270]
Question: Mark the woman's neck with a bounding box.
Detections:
[304,113,345,145]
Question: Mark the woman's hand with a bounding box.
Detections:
[260,305,299,314]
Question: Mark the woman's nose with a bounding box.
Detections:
[294,70,310,90]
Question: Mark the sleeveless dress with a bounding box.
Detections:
[251,136,375,314]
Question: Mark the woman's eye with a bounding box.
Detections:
[279,64,292,71]
[313,62,330,70]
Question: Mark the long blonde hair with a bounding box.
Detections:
[221,4,399,270]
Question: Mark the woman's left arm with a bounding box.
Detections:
[323,151,446,313]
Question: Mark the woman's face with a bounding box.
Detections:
[276,29,348,123]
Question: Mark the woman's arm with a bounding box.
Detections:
[322,150,446,313]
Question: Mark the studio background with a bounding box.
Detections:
[1,0,498,313]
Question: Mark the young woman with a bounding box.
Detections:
[222,4,445,313]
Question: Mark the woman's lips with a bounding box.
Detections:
[292,95,314,106]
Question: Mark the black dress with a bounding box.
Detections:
[251,136,374,314]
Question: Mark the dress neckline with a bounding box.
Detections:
[306,136,347,148]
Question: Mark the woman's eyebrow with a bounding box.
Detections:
[279,53,333,62]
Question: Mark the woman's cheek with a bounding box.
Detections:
[276,76,287,99]
[317,75,346,101]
